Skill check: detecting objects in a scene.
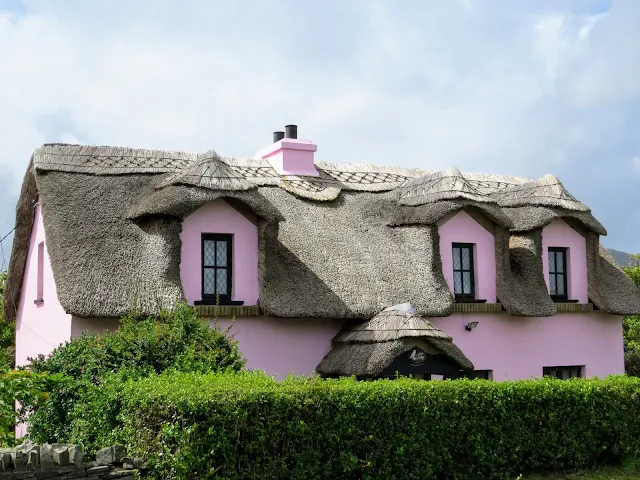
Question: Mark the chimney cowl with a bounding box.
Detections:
[285,125,298,139]
[273,131,285,143]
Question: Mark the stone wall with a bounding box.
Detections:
[0,443,145,479]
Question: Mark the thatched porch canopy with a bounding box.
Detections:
[316,304,474,378]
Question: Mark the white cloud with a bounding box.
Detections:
[1,0,640,252]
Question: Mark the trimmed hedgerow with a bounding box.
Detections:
[117,372,640,480]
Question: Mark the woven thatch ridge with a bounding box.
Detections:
[316,310,474,376]
[158,151,256,191]
[335,311,451,343]
[586,231,640,315]
[4,163,38,321]
[5,142,638,320]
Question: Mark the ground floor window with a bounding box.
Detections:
[543,365,583,380]
[444,370,492,380]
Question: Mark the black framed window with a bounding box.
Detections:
[452,243,475,300]
[548,247,568,300]
[201,233,233,303]
[543,366,582,380]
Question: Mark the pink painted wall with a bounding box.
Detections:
[430,312,624,380]
[439,210,497,302]
[15,203,72,368]
[70,316,121,338]
[542,219,588,303]
[181,199,259,305]
[214,316,344,379]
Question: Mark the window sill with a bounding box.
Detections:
[552,299,579,303]
[194,299,244,306]
[454,298,487,304]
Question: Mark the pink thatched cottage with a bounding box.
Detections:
[5,125,640,381]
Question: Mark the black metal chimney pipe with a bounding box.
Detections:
[284,125,298,139]
[273,131,285,143]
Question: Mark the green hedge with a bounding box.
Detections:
[117,373,640,480]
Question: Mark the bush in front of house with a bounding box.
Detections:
[114,372,640,480]
[23,303,244,455]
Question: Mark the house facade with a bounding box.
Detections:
[6,126,640,381]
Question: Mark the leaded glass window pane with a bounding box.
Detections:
[556,274,565,296]
[216,241,227,267]
[216,269,228,295]
[463,272,472,294]
[453,271,462,294]
[453,248,461,270]
[204,240,216,267]
[555,252,564,273]
[549,274,556,295]
[461,248,470,270]
[203,268,216,295]
[548,251,555,273]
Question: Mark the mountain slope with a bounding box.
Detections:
[608,248,634,267]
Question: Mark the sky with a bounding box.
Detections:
[0,0,639,266]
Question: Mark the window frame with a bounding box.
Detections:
[452,243,476,301]
[444,370,492,380]
[542,365,583,380]
[548,247,568,301]
[200,233,233,305]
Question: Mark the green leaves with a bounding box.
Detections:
[113,374,640,480]
[22,303,244,455]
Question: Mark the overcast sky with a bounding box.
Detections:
[0,0,639,266]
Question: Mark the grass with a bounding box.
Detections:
[521,465,640,479]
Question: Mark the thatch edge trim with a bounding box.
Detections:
[4,162,38,321]
[197,305,262,317]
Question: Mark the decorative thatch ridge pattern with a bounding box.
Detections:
[316,305,474,377]
[4,143,640,321]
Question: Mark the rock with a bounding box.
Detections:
[96,445,127,465]
[40,443,55,470]
[69,445,84,466]
[52,444,70,466]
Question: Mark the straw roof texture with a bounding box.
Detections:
[4,143,640,320]
[316,309,474,377]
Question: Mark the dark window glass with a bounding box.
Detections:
[543,366,582,380]
[202,234,232,301]
[453,243,475,300]
[548,247,568,299]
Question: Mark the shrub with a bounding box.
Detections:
[115,373,640,480]
[24,303,244,454]
[0,370,65,447]
[625,351,640,377]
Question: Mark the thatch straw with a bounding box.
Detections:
[316,307,474,376]
[4,142,638,320]
[4,162,38,321]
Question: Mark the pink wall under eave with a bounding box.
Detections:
[430,312,624,380]
[180,200,259,305]
[439,211,497,302]
[15,204,72,367]
[542,219,588,303]
[214,317,344,379]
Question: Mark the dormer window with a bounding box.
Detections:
[452,243,475,301]
[548,247,568,301]
[195,233,243,306]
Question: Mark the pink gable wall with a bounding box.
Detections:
[180,200,259,305]
[541,219,588,303]
[431,312,624,380]
[215,317,344,379]
[438,210,497,302]
[15,203,72,367]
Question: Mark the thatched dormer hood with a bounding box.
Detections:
[4,144,640,320]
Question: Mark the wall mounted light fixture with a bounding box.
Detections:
[465,321,479,331]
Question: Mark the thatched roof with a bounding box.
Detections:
[4,143,640,320]
[316,305,474,377]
